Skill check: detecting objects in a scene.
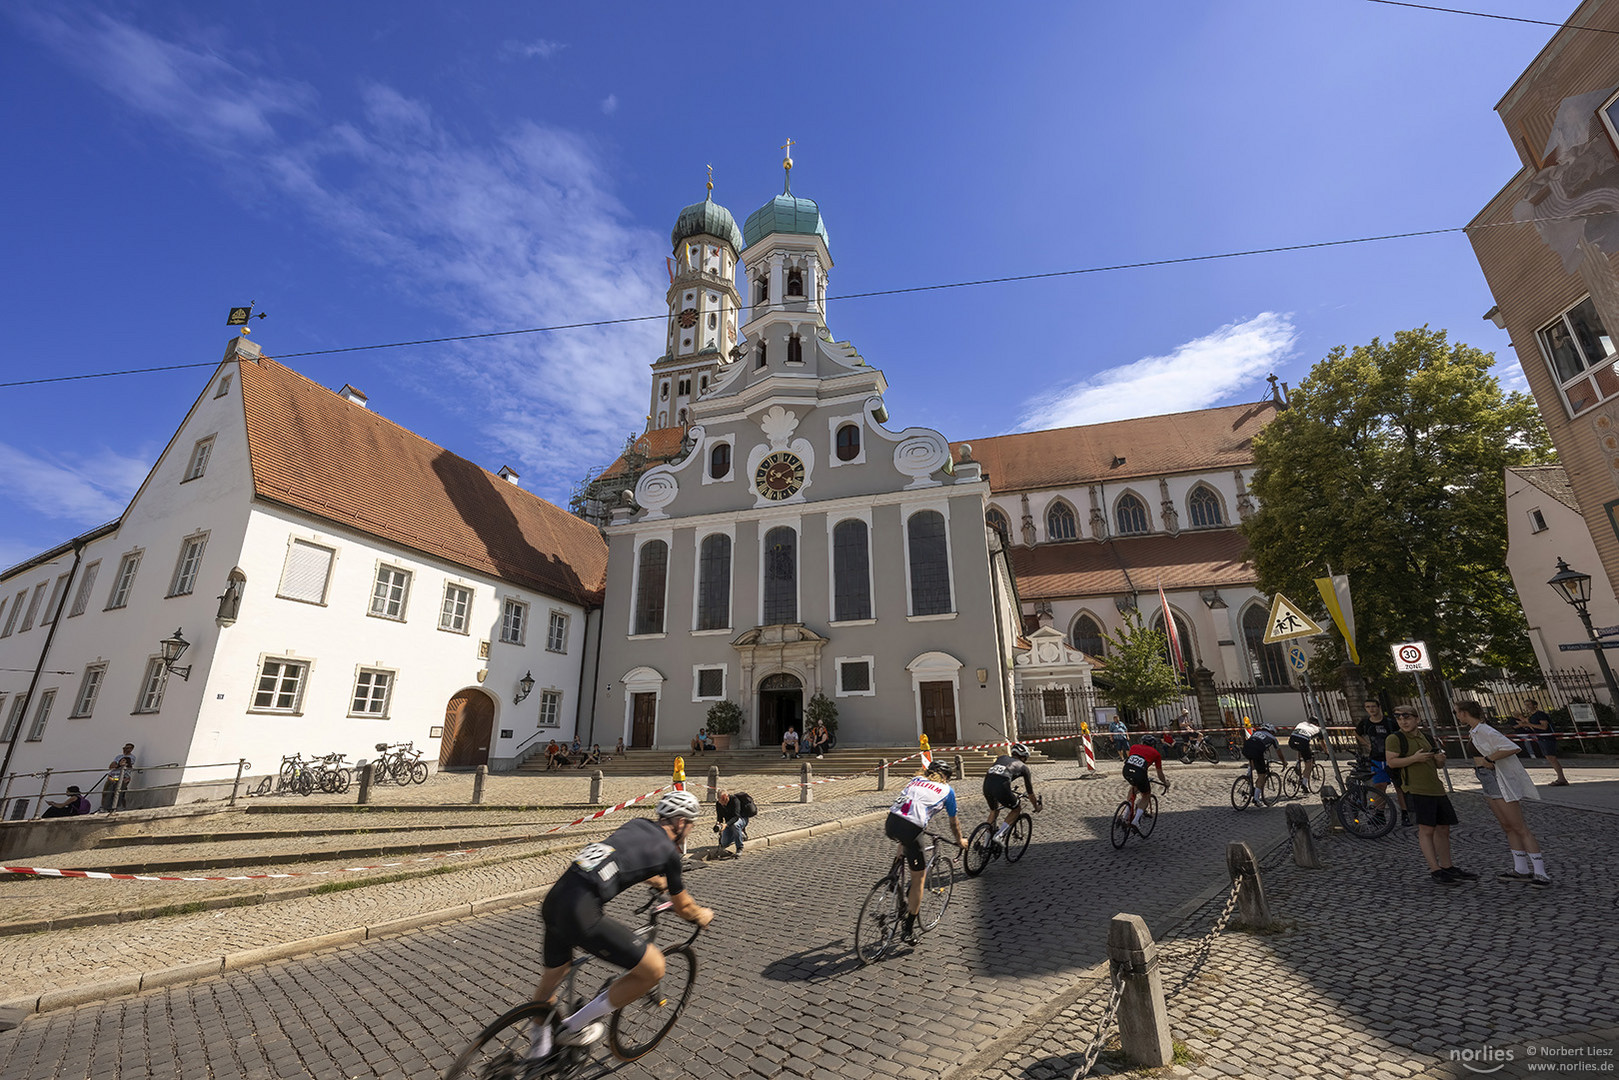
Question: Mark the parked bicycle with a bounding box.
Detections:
[444,888,700,1080]
[251,753,314,796]
[373,741,428,786]
[1331,758,1398,839]
[963,792,1040,876]
[1280,758,1326,799]
[1110,776,1167,848]
[311,753,352,794]
[854,829,957,965]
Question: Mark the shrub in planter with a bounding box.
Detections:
[705,700,742,749]
[807,693,839,747]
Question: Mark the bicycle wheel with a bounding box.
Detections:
[855,874,902,965]
[1338,786,1397,839]
[1280,767,1301,800]
[331,768,352,794]
[1137,794,1158,839]
[607,943,695,1062]
[409,761,429,785]
[394,759,415,786]
[1004,815,1032,863]
[252,776,271,797]
[1309,761,1325,789]
[1230,775,1254,811]
[279,760,297,786]
[1110,802,1133,848]
[918,854,953,931]
[369,760,393,785]
[442,1000,554,1080]
[964,823,995,877]
[296,771,315,797]
[1200,742,1219,764]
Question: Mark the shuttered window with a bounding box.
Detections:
[278,541,336,604]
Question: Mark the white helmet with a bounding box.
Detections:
[656,790,701,822]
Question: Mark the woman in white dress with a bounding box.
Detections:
[1455,699,1550,887]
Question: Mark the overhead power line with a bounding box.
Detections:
[1359,0,1619,36]
[0,212,1603,391]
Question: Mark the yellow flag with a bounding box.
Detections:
[1314,575,1360,665]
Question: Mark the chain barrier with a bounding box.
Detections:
[1068,970,1127,1080]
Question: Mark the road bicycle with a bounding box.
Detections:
[1280,757,1326,799]
[964,791,1040,876]
[854,829,958,965]
[1332,758,1398,839]
[1110,776,1167,848]
[1230,760,1282,810]
[443,888,700,1080]
[1178,732,1220,765]
[311,753,353,794]
[252,753,315,797]
[373,741,429,786]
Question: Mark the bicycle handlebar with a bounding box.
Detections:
[636,886,706,949]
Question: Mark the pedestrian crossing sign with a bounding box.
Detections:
[1261,593,1325,644]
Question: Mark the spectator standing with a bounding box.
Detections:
[1385,707,1476,885]
[1357,700,1410,825]
[42,786,91,818]
[101,743,135,813]
[781,727,799,759]
[713,789,757,857]
[1456,700,1550,886]
[1109,717,1129,759]
[1517,700,1569,786]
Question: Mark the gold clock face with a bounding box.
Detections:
[754,451,806,500]
[678,307,698,328]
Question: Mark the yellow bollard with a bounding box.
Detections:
[672,755,687,792]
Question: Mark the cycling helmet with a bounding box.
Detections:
[655,790,701,822]
[1009,743,1030,761]
[1261,723,1277,734]
[925,760,955,781]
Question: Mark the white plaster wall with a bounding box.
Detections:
[1504,477,1619,684]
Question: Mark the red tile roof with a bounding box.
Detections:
[240,356,607,606]
[956,400,1278,492]
[598,426,689,482]
[1009,530,1255,600]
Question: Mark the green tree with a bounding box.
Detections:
[1100,610,1184,719]
[1242,327,1553,687]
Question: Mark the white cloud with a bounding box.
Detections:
[600,94,618,115]
[501,38,565,61]
[1015,313,1298,431]
[0,442,151,525]
[16,11,670,503]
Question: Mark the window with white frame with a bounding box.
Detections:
[369,564,411,620]
[278,540,336,604]
[19,582,47,632]
[440,583,473,633]
[538,690,561,727]
[106,551,141,609]
[168,533,209,596]
[1538,296,1617,415]
[70,663,108,718]
[501,598,528,644]
[135,658,168,714]
[0,591,22,637]
[25,689,55,741]
[252,657,310,713]
[183,435,216,482]
[1,696,24,741]
[40,572,70,626]
[215,373,233,398]
[837,658,875,696]
[695,666,726,701]
[547,611,569,653]
[906,511,952,616]
[350,668,394,717]
[68,561,100,617]
[1528,508,1548,534]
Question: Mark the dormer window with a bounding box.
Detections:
[787,269,803,297]
[788,334,803,364]
[756,342,768,369]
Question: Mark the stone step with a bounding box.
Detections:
[516,746,1055,779]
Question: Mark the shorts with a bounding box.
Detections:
[1122,763,1151,795]
[1367,759,1394,785]
[1244,754,1272,777]
[1405,792,1459,828]
[983,776,1018,813]
[1289,737,1315,759]
[1536,734,1559,756]
[885,813,927,871]
[541,875,647,972]
[1475,766,1502,800]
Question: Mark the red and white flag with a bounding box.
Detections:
[1159,583,1185,674]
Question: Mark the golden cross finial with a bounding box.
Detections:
[706,163,713,195]
[780,137,795,194]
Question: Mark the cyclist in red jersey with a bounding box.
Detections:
[1121,743,1168,832]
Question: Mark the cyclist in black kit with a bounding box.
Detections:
[982,743,1041,844]
[526,791,713,1063]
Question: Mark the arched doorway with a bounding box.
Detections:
[440,689,495,768]
[758,673,803,747]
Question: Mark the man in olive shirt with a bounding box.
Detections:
[1385,708,1477,885]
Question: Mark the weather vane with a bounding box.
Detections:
[706,163,714,196]
[226,302,268,335]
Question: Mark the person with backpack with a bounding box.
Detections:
[1385,707,1477,885]
[713,788,757,857]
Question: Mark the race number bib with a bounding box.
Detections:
[1126,754,1146,769]
[574,843,620,884]
[988,764,1009,776]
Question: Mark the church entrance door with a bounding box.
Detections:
[757,673,803,748]
[631,693,658,748]
[440,690,494,768]
[919,681,958,745]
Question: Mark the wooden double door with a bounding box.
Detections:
[631,693,658,748]
[919,681,958,745]
[758,673,803,747]
[440,691,495,768]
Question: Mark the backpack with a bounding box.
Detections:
[735,792,758,818]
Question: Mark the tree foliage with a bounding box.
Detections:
[1242,328,1553,686]
[1100,610,1185,717]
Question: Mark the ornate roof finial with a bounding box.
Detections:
[705,163,714,200]
[780,137,795,195]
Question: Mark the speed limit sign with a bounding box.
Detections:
[1392,641,1432,672]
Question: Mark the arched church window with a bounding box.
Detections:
[833,519,871,621]
[907,511,952,616]
[1116,493,1149,535]
[1188,486,1224,528]
[787,269,803,297]
[710,442,731,479]
[986,507,1009,540]
[788,334,803,364]
[696,534,731,631]
[700,375,708,392]
[677,408,687,425]
[1046,501,1077,542]
[836,424,860,461]
[763,527,797,624]
[634,540,668,635]
[1071,614,1105,657]
[660,382,669,401]
[708,313,717,329]
[1241,604,1289,687]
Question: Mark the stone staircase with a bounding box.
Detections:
[515,744,1056,780]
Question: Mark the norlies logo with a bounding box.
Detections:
[1450,1044,1515,1074]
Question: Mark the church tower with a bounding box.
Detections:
[651,172,743,429]
[738,139,831,376]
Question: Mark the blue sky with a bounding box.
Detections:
[0,1,1559,568]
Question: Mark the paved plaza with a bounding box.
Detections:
[0,760,1613,1080]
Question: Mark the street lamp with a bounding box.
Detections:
[159,628,192,681]
[1547,557,1619,708]
[514,671,536,704]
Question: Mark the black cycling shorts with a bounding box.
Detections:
[885,813,927,871]
[1289,736,1315,759]
[541,875,647,972]
[983,775,1018,813]
[1244,753,1273,776]
[1122,763,1152,795]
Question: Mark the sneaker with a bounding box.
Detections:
[1497,870,1534,883]
[1529,874,1553,888]
[902,914,918,944]
[1401,811,1413,827]
[1550,779,1570,787]
[1431,869,1461,886]
[557,1022,605,1047]
[1447,866,1479,881]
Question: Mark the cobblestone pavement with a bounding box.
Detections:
[0,764,1297,1079]
[968,786,1618,1080]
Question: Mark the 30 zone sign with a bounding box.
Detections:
[1392,641,1432,672]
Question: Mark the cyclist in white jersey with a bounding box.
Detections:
[885,761,968,942]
